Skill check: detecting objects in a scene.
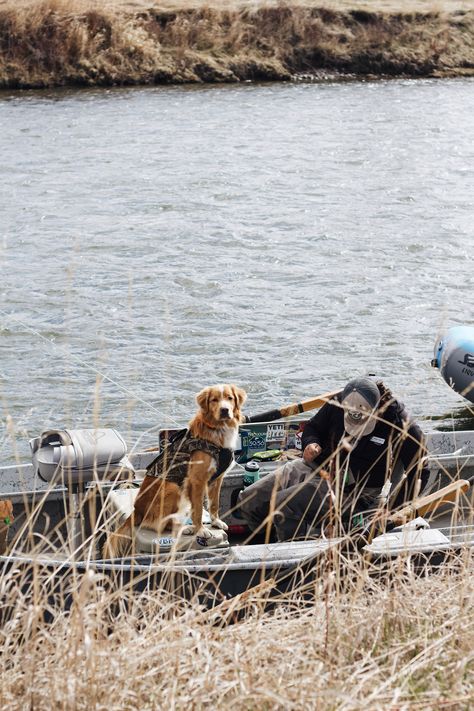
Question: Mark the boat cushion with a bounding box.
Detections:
[106,487,229,554]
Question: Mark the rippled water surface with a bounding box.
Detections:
[1,79,473,462]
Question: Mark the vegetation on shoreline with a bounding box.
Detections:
[0,0,473,89]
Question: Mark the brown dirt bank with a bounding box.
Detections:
[0,0,473,89]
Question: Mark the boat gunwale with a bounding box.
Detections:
[0,539,343,574]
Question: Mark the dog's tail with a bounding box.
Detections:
[102,515,133,559]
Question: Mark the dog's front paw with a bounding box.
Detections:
[211,517,228,531]
[194,526,213,539]
[182,524,213,539]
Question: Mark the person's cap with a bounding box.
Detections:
[341,377,380,438]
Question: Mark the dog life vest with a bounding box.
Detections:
[146,429,234,486]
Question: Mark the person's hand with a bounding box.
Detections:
[303,443,322,465]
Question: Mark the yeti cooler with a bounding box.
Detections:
[30,428,131,485]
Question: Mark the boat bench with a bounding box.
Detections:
[104,487,229,556]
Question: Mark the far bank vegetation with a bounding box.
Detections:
[0,0,473,88]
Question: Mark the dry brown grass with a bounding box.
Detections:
[0,0,473,88]
[1,413,474,709]
[3,1,474,12]
[0,548,473,709]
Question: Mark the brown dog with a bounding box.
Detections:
[103,384,246,557]
[0,499,13,555]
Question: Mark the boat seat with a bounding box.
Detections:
[105,487,229,555]
[30,428,135,485]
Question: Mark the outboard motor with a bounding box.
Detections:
[432,326,474,403]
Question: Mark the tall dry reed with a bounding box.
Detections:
[0,0,473,89]
[1,439,473,709]
[0,547,473,709]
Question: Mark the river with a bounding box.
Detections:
[1,78,473,465]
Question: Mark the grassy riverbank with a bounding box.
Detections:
[0,0,473,89]
[0,552,473,709]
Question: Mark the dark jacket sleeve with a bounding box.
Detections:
[301,400,338,451]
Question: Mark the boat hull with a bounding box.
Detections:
[1,424,474,618]
[0,538,342,621]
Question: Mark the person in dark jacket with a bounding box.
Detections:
[238,377,430,541]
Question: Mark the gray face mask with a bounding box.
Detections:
[342,391,378,438]
[340,379,381,438]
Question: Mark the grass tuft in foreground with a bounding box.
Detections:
[0,546,473,709]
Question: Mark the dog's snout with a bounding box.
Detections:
[220,407,230,419]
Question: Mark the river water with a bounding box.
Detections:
[1,78,473,465]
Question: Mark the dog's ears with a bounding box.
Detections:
[231,385,247,408]
[196,387,210,411]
